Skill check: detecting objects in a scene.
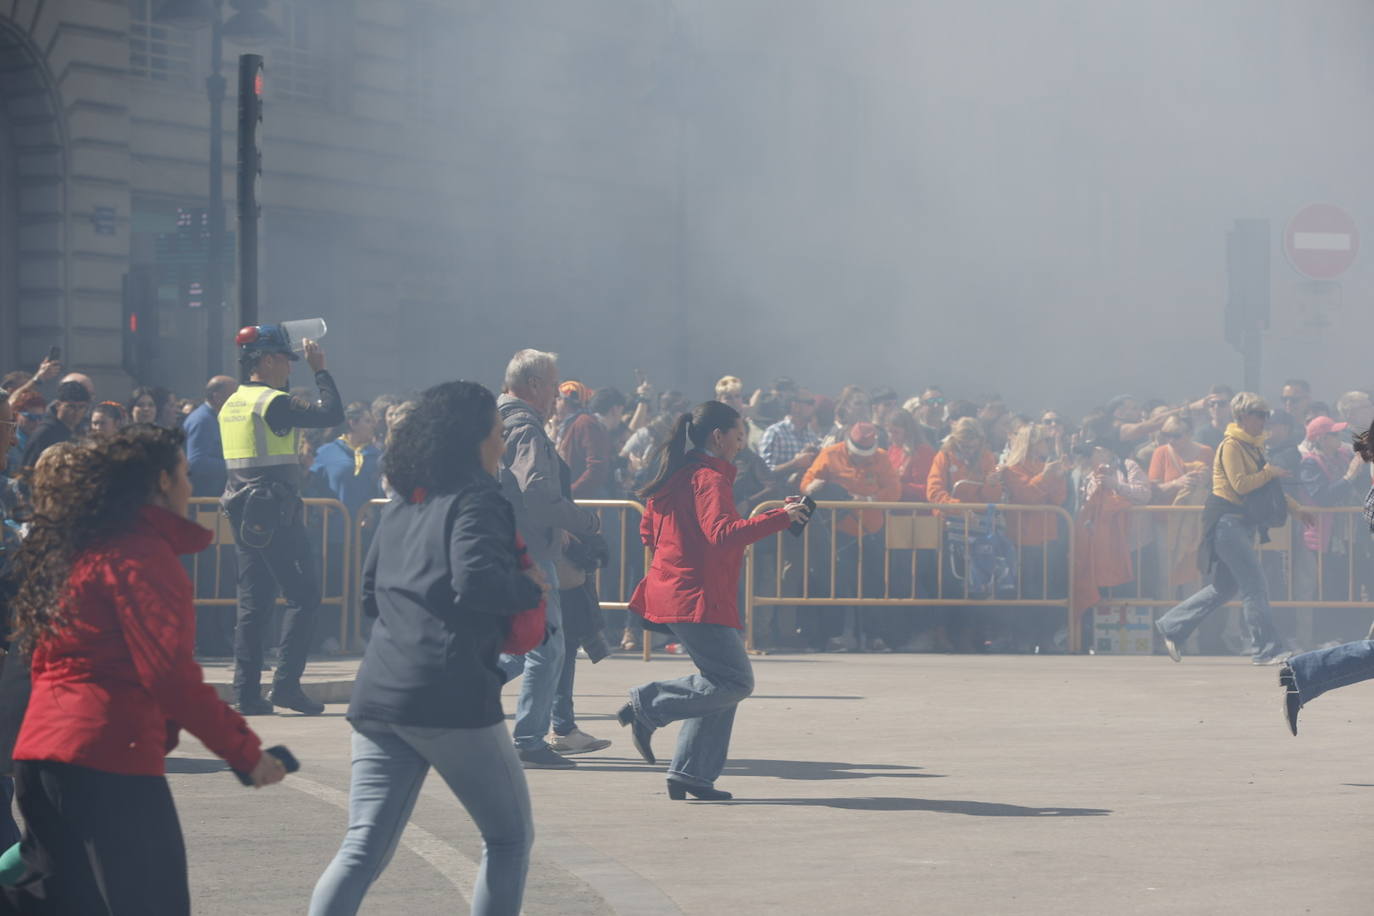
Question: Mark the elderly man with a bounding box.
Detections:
[497,349,608,768]
[184,375,239,498]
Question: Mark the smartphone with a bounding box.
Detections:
[787,495,817,537]
[47,345,60,362]
[233,744,300,786]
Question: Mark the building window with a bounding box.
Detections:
[270,0,328,105]
[128,0,195,85]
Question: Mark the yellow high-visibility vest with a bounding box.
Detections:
[218,384,298,469]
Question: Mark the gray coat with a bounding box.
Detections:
[497,394,599,566]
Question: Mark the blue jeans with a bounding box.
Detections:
[1287,640,1374,706]
[551,609,578,736]
[1157,515,1283,657]
[628,622,754,788]
[309,719,533,916]
[498,560,563,750]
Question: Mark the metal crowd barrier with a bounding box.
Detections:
[743,500,1077,653]
[186,496,353,650]
[1111,504,1374,650]
[350,498,652,658]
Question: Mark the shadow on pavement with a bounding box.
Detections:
[166,757,230,775]
[712,797,1112,816]
[723,759,938,780]
[559,758,945,780]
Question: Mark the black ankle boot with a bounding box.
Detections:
[268,683,324,715]
[616,702,656,765]
[666,778,732,801]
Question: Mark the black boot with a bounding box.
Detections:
[236,693,274,716]
[268,682,324,715]
[616,702,656,765]
[666,778,732,801]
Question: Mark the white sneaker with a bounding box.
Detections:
[546,728,611,755]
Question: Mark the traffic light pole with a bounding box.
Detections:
[237,54,263,330]
[205,10,226,376]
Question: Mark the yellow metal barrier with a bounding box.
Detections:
[1110,504,1374,650]
[350,498,653,659]
[186,496,353,651]
[743,500,1077,653]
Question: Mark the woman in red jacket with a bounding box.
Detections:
[617,401,809,800]
[5,426,284,914]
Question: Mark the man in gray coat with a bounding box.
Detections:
[497,349,607,767]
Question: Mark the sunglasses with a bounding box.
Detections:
[1206,400,1227,408]
[923,397,947,406]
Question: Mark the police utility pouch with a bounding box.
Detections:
[238,485,290,549]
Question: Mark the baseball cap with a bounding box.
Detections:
[1305,416,1348,440]
[847,422,878,457]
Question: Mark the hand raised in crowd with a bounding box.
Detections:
[35,356,63,382]
[303,339,326,372]
[249,750,288,788]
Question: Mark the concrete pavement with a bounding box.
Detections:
[175,652,1374,914]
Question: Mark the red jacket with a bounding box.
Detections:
[14,506,262,776]
[630,454,791,628]
[558,412,612,498]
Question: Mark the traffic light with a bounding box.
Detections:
[121,266,159,381]
[237,53,264,328]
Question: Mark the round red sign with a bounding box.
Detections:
[1284,203,1358,280]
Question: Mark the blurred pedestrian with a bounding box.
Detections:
[4,427,283,914]
[21,381,89,469]
[183,375,239,497]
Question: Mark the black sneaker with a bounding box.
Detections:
[617,702,656,765]
[236,695,275,716]
[268,684,325,716]
[1279,665,1301,736]
[517,746,576,769]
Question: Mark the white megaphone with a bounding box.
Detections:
[278,318,328,355]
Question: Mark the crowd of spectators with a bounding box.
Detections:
[3,356,1373,658]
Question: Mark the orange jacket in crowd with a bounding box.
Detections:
[800,443,901,536]
[1001,458,1069,547]
[925,449,1004,506]
[887,443,937,502]
[1071,485,1135,615]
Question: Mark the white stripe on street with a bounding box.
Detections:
[1292,231,1353,251]
[285,773,478,905]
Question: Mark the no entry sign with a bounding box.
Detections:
[1284,203,1358,280]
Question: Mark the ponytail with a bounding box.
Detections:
[638,400,741,498]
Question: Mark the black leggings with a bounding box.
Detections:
[2,760,189,915]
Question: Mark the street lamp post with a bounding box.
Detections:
[154,0,279,377]
[205,4,226,377]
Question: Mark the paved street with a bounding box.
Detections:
[177,652,1373,915]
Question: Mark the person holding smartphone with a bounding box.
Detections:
[617,401,809,800]
[4,427,283,914]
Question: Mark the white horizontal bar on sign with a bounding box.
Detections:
[1292,231,1353,251]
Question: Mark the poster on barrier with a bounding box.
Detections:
[1092,604,1154,654]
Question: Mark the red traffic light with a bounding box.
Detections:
[129,313,138,334]
[254,70,264,97]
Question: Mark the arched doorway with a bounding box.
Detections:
[0,17,66,373]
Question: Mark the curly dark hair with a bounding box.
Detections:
[383,381,497,499]
[10,424,185,654]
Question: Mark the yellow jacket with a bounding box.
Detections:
[1213,424,1300,512]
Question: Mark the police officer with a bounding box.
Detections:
[220,325,344,715]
